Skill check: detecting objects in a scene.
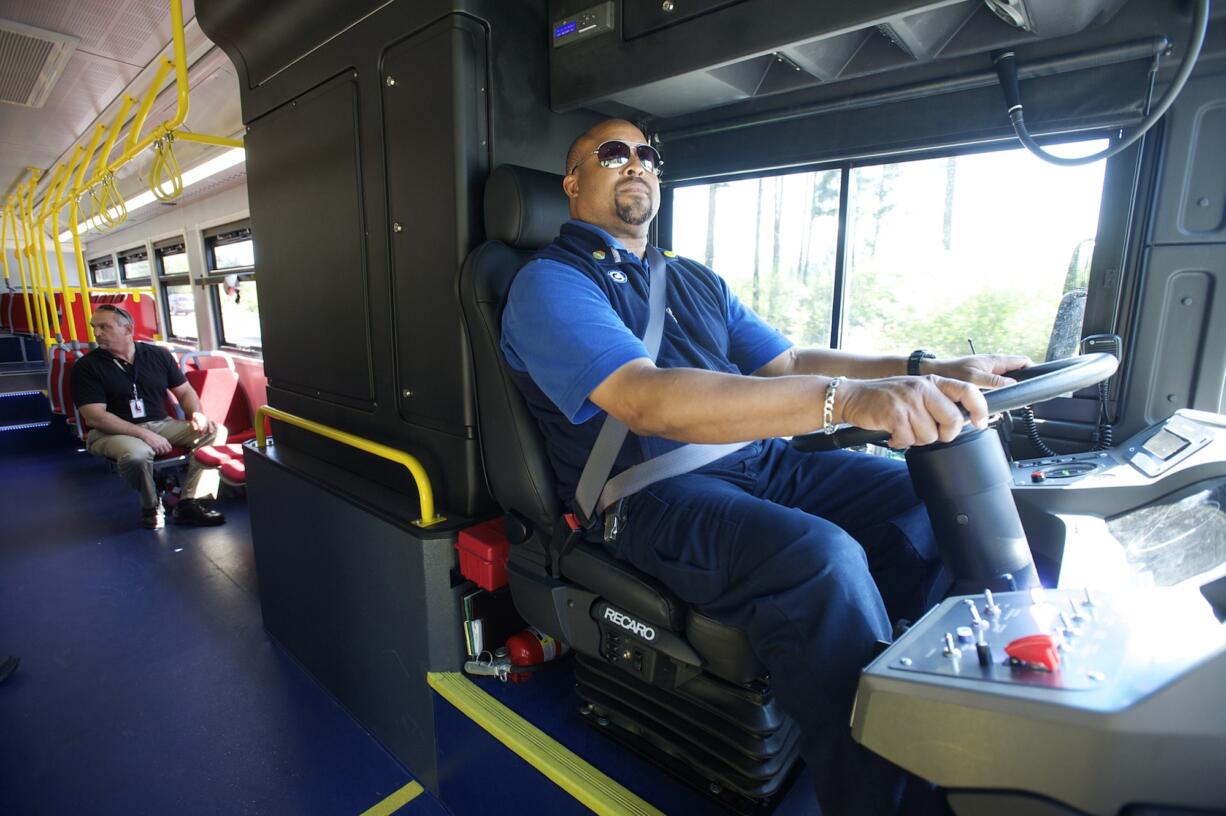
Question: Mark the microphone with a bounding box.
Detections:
[991,50,1024,118]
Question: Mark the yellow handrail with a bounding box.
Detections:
[35,164,69,342]
[89,286,155,300]
[255,405,445,528]
[0,207,9,289]
[4,200,35,333]
[126,60,173,156]
[19,174,52,345]
[0,206,14,312]
[44,162,78,342]
[173,132,245,149]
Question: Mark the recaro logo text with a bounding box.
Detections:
[603,607,656,641]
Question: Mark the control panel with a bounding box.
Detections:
[1011,450,1115,486]
[852,585,1226,814]
[886,587,1127,691]
[1011,410,1217,487]
[551,2,615,49]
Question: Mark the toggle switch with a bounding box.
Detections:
[976,626,992,667]
[1005,634,1060,672]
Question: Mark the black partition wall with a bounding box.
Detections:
[197,0,599,518]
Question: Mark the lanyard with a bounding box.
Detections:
[112,352,139,399]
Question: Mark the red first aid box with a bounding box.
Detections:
[456,517,510,591]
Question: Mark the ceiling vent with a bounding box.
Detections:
[0,18,78,108]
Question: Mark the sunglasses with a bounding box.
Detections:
[570,140,663,176]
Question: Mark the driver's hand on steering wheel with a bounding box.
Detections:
[922,353,1032,389]
[837,375,991,449]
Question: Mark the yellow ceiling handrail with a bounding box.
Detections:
[173,132,245,149]
[125,59,173,157]
[255,405,446,528]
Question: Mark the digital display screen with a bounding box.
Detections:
[554,20,577,38]
[1142,428,1190,461]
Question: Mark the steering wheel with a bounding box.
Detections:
[792,352,1119,453]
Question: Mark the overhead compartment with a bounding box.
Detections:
[548,0,1131,118]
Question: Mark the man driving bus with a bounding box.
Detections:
[71,304,227,530]
[501,118,1029,815]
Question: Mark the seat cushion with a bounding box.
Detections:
[219,458,246,485]
[561,542,687,632]
[687,610,763,686]
[194,443,242,468]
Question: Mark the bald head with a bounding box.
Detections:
[561,119,660,249]
[565,118,643,175]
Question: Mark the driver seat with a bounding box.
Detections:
[459,165,802,806]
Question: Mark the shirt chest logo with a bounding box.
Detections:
[608,269,628,284]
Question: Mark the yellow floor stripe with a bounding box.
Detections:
[359,780,424,816]
[427,671,664,816]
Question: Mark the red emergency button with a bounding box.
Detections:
[1005,634,1061,671]
[1031,470,1046,483]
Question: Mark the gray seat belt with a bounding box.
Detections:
[572,246,751,523]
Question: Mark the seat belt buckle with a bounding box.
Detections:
[602,498,626,545]
[551,513,587,576]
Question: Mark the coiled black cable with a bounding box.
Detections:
[1019,406,1056,458]
[1092,380,1114,451]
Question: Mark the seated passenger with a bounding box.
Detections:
[70,304,227,530]
[501,119,1030,815]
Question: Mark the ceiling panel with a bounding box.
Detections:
[0,0,196,66]
[0,0,211,199]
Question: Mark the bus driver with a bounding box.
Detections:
[501,119,1030,815]
[70,304,227,530]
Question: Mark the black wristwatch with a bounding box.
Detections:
[907,349,936,376]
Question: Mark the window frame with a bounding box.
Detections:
[203,220,260,353]
[87,254,118,288]
[117,246,151,283]
[153,236,196,344]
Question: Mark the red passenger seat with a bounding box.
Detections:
[193,442,247,486]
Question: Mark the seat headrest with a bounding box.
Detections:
[484,165,569,250]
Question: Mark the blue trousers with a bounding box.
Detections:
[607,438,947,815]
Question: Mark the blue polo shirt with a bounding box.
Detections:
[502,220,792,503]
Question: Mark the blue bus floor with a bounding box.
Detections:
[0,444,448,816]
[455,650,820,814]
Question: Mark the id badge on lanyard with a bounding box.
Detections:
[115,357,146,419]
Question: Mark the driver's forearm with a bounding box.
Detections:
[84,410,153,439]
[598,365,836,443]
[785,347,911,379]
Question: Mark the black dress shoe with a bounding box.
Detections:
[173,499,225,526]
[142,504,166,530]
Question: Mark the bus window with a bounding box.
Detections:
[216,278,261,351]
[205,222,260,351]
[843,141,1107,362]
[88,256,117,287]
[672,168,842,349]
[671,140,1108,362]
[155,239,196,342]
[118,248,151,281]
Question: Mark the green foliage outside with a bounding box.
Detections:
[673,150,1104,366]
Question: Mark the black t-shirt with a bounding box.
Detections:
[70,343,186,423]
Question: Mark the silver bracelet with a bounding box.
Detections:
[823,376,843,435]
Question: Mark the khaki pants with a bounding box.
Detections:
[87,418,228,509]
